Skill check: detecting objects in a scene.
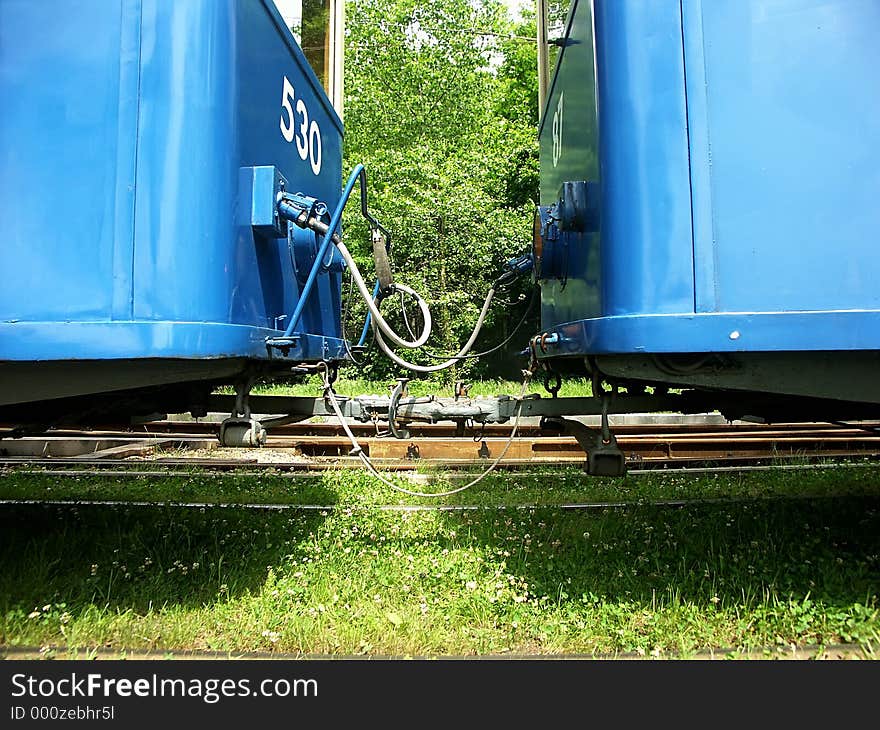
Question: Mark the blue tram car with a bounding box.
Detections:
[0,0,347,423]
[532,0,880,418]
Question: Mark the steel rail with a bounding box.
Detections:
[7,420,880,438]
[3,420,880,473]
[3,452,880,477]
[2,490,877,512]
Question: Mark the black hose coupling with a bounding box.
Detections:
[276,191,340,244]
[495,253,534,288]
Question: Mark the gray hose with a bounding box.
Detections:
[336,242,432,349]
[372,288,496,373]
[336,239,495,373]
[319,363,530,498]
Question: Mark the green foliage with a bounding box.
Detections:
[340,0,539,384]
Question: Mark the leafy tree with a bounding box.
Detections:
[339,0,539,384]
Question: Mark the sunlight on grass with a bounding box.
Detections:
[1,465,879,656]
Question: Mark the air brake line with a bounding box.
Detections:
[318,363,530,498]
[273,164,526,374]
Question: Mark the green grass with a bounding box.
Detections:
[3,462,880,506]
[1,465,879,657]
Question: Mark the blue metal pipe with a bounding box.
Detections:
[357,281,381,347]
[280,164,365,339]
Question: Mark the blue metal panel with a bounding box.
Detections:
[0,322,346,363]
[683,0,880,313]
[0,0,140,321]
[537,0,694,332]
[0,0,346,368]
[539,1,599,203]
[535,0,880,359]
[593,0,694,318]
[247,166,289,238]
[132,0,241,324]
[537,0,601,328]
[546,311,880,356]
[236,0,344,339]
[130,0,342,335]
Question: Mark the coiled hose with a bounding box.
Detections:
[335,242,494,374]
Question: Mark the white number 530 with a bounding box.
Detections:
[279,75,322,176]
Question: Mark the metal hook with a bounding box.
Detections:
[388,377,411,440]
[544,370,562,398]
[472,421,488,443]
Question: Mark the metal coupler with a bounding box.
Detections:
[219,379,267,448]
[541,412,627,477]
[219,417,267,448]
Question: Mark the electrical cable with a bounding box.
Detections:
[319,363,530,498]
[336,242,432,350]
[356,281,382,348]
[399,288,421,341]
[336,242,496,373]
[282,168,531,373]
[419,288,537,362]
[339,269,366,367]
[371,289,495,373]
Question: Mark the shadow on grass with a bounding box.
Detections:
[0,496,334,620]
[1,486,878,652]
[440,496,880,612]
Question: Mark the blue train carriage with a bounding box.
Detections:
[0,0,347,425]
[531,0,880,419]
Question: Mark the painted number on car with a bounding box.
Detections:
[279,76,323,176]
[552,92,564,168]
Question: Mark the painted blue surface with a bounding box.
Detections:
[548,312,880,356]
[536,0,880,357]
[0,323,347,363]
[683,0,880,314]
[0,0,346,364]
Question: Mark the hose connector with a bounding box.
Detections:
[496,253,534,288]
[276,191,341,244]
[371,228,394,295]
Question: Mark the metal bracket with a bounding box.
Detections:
[543,369,562,397]
[541,396,626,476]
[219,378,267,447]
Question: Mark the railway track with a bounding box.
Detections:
[3,489,877,512]
[2,417,880,473]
